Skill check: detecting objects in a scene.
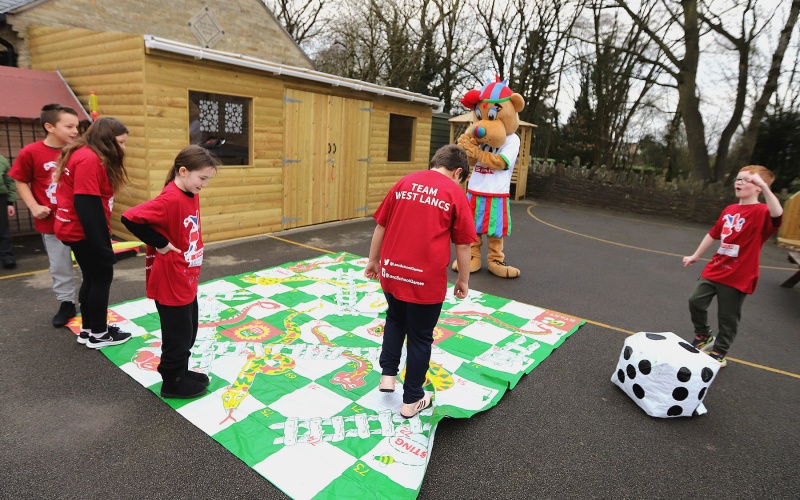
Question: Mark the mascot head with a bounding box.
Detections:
[461,75,525,149]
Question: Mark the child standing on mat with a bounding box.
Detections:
[9,104,80,326]
[365,144,477,418]
[121,145,220,399]
[682,165,783,367]
[54,117,132,348]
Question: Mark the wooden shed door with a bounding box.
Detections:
[283,89,371,229]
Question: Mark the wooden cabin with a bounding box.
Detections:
[448,112,535,200]
[778,191,800,249]
[25,27,441,242]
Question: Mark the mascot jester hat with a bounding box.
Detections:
[454,75,525,278]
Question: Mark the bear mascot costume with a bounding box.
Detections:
[453,75,525,278]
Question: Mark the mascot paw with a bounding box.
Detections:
[452,256,482,273]
[457,135,479,155]
[488,260,520,279]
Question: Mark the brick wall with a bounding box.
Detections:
[6,0,312,69]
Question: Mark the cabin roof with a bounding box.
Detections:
[144,35,444,109]
[0,66,91,120]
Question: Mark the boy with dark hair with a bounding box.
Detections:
[682,165,783,367]
[365,144,477,418]
[9,104,80,327]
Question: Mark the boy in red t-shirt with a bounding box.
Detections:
[682,165,783,367]
[9,104,80,327]
[365,144,477,418]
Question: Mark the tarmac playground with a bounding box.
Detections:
[0,200,797,499]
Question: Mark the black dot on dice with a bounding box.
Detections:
[638,359,652,375]
[667,405,683,416]
[698,387,707,399]
[672,387,688,401]
[626,364,636,379]
[624,346,632,360]
[677,367,691,382]
[617,369,625,383]
[679,341,699,353]
[645,333,666,340]
[701,367,714,382]
[633,384,645,399]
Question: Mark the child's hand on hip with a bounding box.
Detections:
[157,242,181,255]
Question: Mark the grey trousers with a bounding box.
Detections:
[42,233,76,303]
[688,278,747,356]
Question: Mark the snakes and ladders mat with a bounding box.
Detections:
[67,253,583,499]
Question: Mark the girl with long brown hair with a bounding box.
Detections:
[55,117,132,348]
[122,145,220,398]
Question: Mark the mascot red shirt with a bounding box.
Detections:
[455,76,525,278]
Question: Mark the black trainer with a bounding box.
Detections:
[77,331,90,345]
[185,370,211,386]
[52,301,76,328]
[86,325,132,349]
[161,374,208,399]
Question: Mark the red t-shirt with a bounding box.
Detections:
[122,182,204,306]
[8,141,63,233]
[373,169,477,304]
[701,203,781,294]
[54,146,114,242]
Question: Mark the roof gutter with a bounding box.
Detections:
[143,35,444,110]
[56,69,92,122]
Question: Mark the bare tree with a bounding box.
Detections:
[613,0,799,182]
[266,0,331,48]
[732,0,800,176]
[309,0,481,112]
[311,0,384,82]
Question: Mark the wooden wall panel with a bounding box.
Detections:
[29,27,147,237]
[28,27,435,242]
[365,100,432,211]
[141,54,286,240]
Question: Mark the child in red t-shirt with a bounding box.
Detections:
[9,104,80,327]
[365,144,477,418]
[55,117,132,349]
[122,145,220,399]
[682,165,783,367]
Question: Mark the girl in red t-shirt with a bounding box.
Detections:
[122,145,220,399]
[54,117,131,349]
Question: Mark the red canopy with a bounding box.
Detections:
[0,66,91,120]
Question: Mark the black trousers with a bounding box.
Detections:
[155,298,199,377]
[379,292,443,404]
[69,239,113,334]
[0,194,13,263]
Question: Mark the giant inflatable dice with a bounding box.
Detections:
[611,331,720,418]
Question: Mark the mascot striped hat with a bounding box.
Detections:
[461,75,513,109]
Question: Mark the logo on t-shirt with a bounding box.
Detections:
[718,213,746,258]
[44,161,58,204]
[183,210,203,267]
